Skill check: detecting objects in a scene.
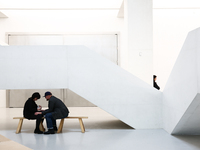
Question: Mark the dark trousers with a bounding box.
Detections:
[45,113,56,129]
[45,113,68,129]
[26,114,44,130]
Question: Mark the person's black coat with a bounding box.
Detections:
[23,98,38,119]
[153,81,160,90]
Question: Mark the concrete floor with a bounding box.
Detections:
[0,107,200,150]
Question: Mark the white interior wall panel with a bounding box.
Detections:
[63,35,118,64]
[8,34,117,107]
[0,46,68,89]
[163,27,200,135]
[0,45,162,129]
[8,34,118,64]
[9,35,63,45]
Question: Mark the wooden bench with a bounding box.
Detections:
[57,116,88,133]
[13,116,88,134]
[13,117,45,134]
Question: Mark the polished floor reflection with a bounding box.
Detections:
[0,107,200,150]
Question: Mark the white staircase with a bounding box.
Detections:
[0,45,162,129]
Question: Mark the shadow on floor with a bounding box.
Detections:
[84,120,134,129]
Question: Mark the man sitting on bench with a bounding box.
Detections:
[35,91,69,134]
[23,92,44,134]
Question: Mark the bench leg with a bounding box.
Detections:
[78,118,85,133]
[39,121,45,132]
[16,119,23,134]
[57,118,65,133]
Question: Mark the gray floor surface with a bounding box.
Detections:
[1,107,200,150]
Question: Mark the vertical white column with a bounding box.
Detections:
[124,0,153,85]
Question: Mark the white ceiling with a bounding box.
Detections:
[153,0,200,8]
[0,0,123,9]
[0,0,123,17]
[0,0,200,9]
[1,0,200,18]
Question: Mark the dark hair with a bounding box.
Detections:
[153,75,157,79]
[31,92,41,100]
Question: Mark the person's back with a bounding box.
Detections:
[23,97,37,119]
[47,95,69,119]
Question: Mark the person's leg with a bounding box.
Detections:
[27,114,43,134]
[51,117,57,131]
[52,117,56,127]
[45,113,53,129]
[35,114,44,133]
[44,113,55,134]
[35,114,42,129]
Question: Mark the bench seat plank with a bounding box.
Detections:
[13,116,88,134]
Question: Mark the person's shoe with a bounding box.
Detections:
[34,129,43,134]
[53,126,58,132]
[44,129,55,135]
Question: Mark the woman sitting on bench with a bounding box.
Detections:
[23,92,44,134]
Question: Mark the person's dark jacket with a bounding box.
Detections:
[153,81,160,90]
[23,98,38,119]
[42,96,69,119]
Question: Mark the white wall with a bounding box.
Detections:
[124,0,153,85]
[0,1,199,92]
[153,9,200,91]
[0,5,154,83]
[0,10,126,67]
